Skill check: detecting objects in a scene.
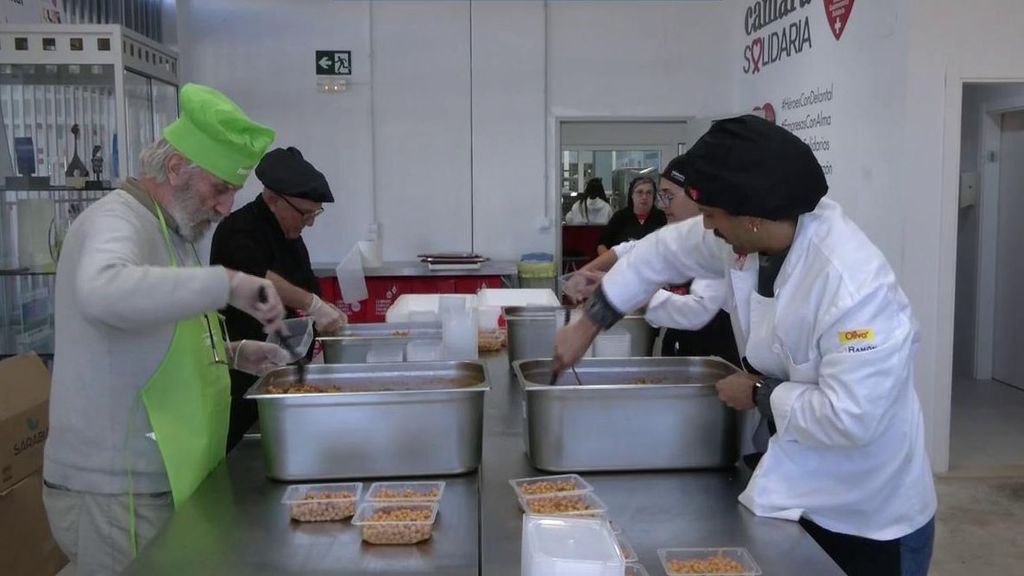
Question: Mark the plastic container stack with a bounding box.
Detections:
[521,515,624,576]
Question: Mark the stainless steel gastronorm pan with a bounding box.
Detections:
[505,307,655,363]
[245,361,488,480]
[513,357,739,472]
[319,321,442,364]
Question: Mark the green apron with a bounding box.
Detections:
[130,202,231,552]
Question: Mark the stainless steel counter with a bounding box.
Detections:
[312,260,518,279]
[126,352,843,575]
[122,443,479,576]
[478,355,844,575]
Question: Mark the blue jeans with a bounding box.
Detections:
[899,517,935,576]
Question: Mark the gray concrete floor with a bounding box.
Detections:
[950,377,1024,470]
[932,377,1024,575]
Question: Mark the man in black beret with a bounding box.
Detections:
[211,146,345,452]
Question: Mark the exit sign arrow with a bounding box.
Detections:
[316,50,351,76]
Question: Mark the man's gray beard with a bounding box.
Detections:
[166,174,223,242]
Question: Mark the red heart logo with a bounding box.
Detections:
[823,0,855,41]
[750,37,764,73]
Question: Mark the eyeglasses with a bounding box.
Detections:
[656,190,676,206]
[279,194,324,223]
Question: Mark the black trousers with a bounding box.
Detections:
[801,517,900,575]
[660,309,741,366]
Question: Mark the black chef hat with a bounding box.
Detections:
[255,147,334,203]
[674,115,827,220]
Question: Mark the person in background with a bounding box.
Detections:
[571,159,739,365]
[553,115,936,576]
[43,83,290,575]
[211,146,346,452]
[565,177,613,225]
[596,175,667,255]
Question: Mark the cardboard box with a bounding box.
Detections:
[0,471,68,576]
[0,353,51,493]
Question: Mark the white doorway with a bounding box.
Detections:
[950,82,1024,470]
[991,109,1024,390]
[555,119,695,278]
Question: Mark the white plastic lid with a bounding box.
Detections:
[523,516,624,575]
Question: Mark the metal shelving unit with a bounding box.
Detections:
[0,24,179,357]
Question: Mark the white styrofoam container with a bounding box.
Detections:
[385,294,480,323]
[522,515,624,576]
[406,339,443,361]
[477,288,560,308]
[593,334,631,358]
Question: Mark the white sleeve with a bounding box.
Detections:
[611,240,637,258]
[601,218,728,315]
[74,206,231,331]
[644,278,727,330]
[564,202,583,225]
[769,284,913,448]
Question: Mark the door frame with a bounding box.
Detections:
[550,116,693,278]
[939,73,1024,473]
[974,95,1024,379]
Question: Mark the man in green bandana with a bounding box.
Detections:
[42,83,291,575]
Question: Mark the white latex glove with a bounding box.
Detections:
[229,340,292,376]
[308,294,347,335]
[227,270,286,335]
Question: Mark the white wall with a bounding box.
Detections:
[724,0,1024,472]
[179,1,737,263]
[561,122,691,148]
[547,2,738,119]
[954,83,1024,377]
[372,1,473,259]
[173,0,1024,472]
[731,1,908,265]
[899,0,1024,472]
[182,0,375,263]
[469,1,549,258]
[724,0,996,467]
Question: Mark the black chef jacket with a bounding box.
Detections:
[598,207,667,250]
[210,195,322,452]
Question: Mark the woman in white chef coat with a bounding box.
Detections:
[569,169,739,365]
[553,115,936,576]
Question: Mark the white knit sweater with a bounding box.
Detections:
[44,188,231,494]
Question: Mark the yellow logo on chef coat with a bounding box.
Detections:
[838,329,874,345]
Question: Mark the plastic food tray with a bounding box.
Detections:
[365,481,446,503]
[520,491,608,518]
[281,482,362,522]
[509,474,594,501]
[657,547,762,576]
[352,502,439,545]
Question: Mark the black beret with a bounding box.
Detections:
[255,147,334,203]
[674,115,827,220]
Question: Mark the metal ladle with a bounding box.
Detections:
[549,307,584,386]
[258,286,306,385]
